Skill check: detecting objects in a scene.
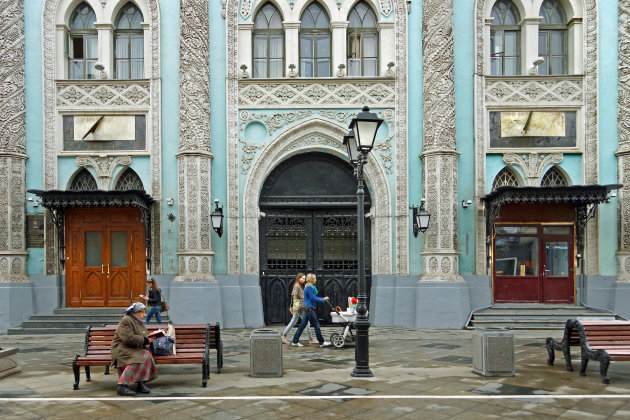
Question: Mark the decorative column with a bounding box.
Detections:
[175,0,215,282]
[0,0,28,284]
[616,2,630,285]
[420,0,462,284]
[417,0,467,327]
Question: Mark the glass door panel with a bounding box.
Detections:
[85,231,102,267]
[110,231,128,267]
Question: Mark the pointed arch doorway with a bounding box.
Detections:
[259,152,371,325]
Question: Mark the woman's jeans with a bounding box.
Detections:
[145,305,162,324]
[282,311,312,339]
[292,308,324,344]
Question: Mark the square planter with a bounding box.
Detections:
[250,329,282,377]
[472,330,515,377]
[0,348,21,378]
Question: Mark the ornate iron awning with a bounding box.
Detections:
[28,189,155,270]
[481,184,622,257]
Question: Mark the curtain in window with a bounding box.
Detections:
[490,0,521,76]
[538,0,567,75]
[253,3,284,78]
[347,1,378,77]
[300,3,330,77]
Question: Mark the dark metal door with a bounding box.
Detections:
[260,209,370,325]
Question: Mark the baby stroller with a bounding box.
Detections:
[327,301,358,348]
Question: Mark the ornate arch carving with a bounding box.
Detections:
[226,0,408,275]
[242,118,392,275]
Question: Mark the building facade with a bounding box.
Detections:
[0,0,627,333]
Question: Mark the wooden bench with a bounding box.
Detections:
[72,323,223,390]
[546,319,630,384]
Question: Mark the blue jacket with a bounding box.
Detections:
[303,284,324,308]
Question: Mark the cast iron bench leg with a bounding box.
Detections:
[546,337,573,371]
[202,359,208,387]
[85,366,91,382]
[72,359,80,390]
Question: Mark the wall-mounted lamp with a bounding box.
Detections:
[166,198,174,206]
[461,199,472,208]
[94,62,107,79]
[211,199,224,238]
[27,196,42,207]
[411,199,431,237]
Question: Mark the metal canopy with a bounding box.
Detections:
[481,184,622,261]
[28,189,155,270]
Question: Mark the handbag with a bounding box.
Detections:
[150,336,175,356]
[160,299,169,312]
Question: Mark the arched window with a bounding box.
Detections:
[300,2,331,77]
[541,166,568,186]
[347,1,378,77]
[538,0,567,75]
[115,3,144,79]
[69,169,98,191]
[68,2,97,79]
[115,168,144,190]
[490,0,521,76]
[253,3,284,78]
[492,167,520,190]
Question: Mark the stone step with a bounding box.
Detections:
[6,327,89,335]
[53,308,128,316]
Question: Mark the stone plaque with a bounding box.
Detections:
[26,214,45,248]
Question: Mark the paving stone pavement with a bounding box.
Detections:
[1,326,630,419]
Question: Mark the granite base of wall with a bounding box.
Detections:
[370,275,480,329]
[165,275,264,328]
[613,282,630,320]
[0,283,34,334]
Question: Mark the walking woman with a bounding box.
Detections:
[291,273,331,347]
[281,273,316,345]
[141,278,162,325]
[110,302,157,396]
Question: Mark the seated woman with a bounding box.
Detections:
[110,302,158,396]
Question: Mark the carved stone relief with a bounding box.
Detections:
[241,118,392,276]
[76,155,132,190]
[474,0,598,276]
[421,0,462,282]
[380,0,393,16]
[56,81,150,107]
[0,0,28,283]
[240,0,252,19]
[502,153,564,186]
[238,79,396,107]
[485,77,583,105]
[43,0,162,274]
[617,1,630,282]
[176,0,214,282]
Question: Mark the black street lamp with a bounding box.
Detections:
[346,106,383,378]
[211,199,224,237]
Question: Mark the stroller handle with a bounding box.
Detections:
[326,300,341,314]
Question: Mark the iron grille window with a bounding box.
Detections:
[490,0,521,76]
[68,2,97,80]
[114,3,144,79]
[253,3,284,78]
[347,1,378,77]
[538,0,567,75]
[299,2,331,77]
[265,214,308,271]
[541,166,568,186]
[69,169,98,191]
[492,167,520,190]
[322,216,358,270]
[114,169,144,190]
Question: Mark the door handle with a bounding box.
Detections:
[107,264,110,275]
[102,264,105,274]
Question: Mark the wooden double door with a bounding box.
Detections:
[66,208,146,307]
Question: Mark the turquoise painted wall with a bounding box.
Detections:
[454,0,476,275]
[24,0,45,275]
[159,0,180,275]
[598,0,619,276]
[408,0,423,275]
[210,0,228,274]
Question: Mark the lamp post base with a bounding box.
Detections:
[351,367,374,377]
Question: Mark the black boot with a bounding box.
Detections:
[135,381,150,394]
[117,384,136,396]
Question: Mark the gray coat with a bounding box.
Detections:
[110,313,148,367]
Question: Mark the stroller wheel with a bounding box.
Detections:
[330,333,345,348]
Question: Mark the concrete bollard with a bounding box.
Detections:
[472,329,515,377]
[250,329,283,377]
